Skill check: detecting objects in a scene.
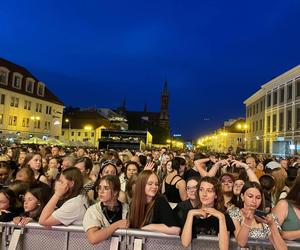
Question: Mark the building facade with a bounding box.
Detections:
[0,58,64,141]
[62,109,111,147]
[198,118,246,153]
[244,65,300,155]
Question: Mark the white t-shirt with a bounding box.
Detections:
[83,202,128,232]
[52,194,88,226]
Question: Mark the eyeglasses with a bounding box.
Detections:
[186,185,198,191]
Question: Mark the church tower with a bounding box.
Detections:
[159,80,169,130]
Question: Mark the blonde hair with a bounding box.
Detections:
[271,167,287,204]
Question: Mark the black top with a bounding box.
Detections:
[174,199,194,228]
[150,195,179,227]
[164,175,183,203]
[0,211,15,222]
[183,168,200,181]
[192,213,235,238]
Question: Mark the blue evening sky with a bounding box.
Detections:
[1,0,300,140]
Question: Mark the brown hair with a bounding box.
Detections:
[129,170,159,228]
[60,167,83,202]
[241,181,265,211]
[286,175,300,209]
[197,176,226,213]
[271,168,287,204]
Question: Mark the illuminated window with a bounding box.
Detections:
[10,97,19,107]
[8,116,17,126]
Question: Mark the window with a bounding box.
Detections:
[0,114,3,125]
[44,121,50,130]
[253,105,256,115]
[267,94,271,107]
[8,116,17,126]
[62,131,65,136]
[10,97,19,107]
[78,132,81,136]
[71,132,74,136]
[37,82,45,96]
[45,106,52,115]
[249,107,252,117]
[280,88,285,102]
[273,91,277,105]
[256,103,259,114]
[84,132,88,137]
[267,116,271,132]
[25,78,34,93]
[22,118,29,127]
[0,94,5,105]
[256,121,258,131]
[36,103,42,112]
[91,132,94,137]
[279,112,284,131]
[260,101,263,112]
[287,110,292,130]
[260,119,263,130]
[0,67,9,85]
[297,79,300,97]
[273,114,277,132]
[297,108,300,129]
[252,122,255,132]
[34,120,40,129]
[24,100,31,110]
[12,73,22,89]
[287,84,293,100]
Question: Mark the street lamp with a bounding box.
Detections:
[65,118,71,141]
[31,116,40,137]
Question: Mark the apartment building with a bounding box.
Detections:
[244,65,300,155]
[0,58,64,141]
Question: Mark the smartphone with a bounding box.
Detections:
[254,209,268,218]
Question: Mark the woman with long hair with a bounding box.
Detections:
[229,181,286,249]
[39,167,88,226]
[129,170,180,235]
[13,187,50,225]
[181,176,234,249]
[162,159,187,205]
[23,152,48,185]
[273,175,300,241]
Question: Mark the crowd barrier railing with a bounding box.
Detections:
[1,222,300,250]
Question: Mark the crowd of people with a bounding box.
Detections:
[0,143,300,249]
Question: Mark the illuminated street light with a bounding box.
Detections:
[84,125,93,131]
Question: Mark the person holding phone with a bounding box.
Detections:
[228,182,287,249]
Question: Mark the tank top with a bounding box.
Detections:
[282,200,300,241]
[164,175,183,203]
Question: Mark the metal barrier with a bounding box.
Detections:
[1,222,300,250]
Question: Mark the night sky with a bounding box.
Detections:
[1,0,300,140]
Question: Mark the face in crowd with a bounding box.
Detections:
[199,181,216,208]
[145,173,159,203]
[186,179,198,201]
[221,175,234,194]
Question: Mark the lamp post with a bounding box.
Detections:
[65,119,71,141]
